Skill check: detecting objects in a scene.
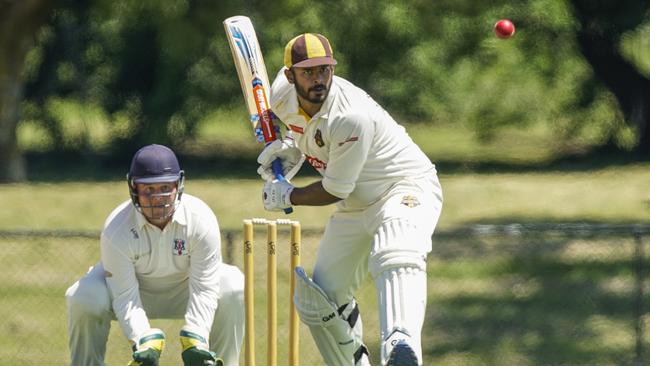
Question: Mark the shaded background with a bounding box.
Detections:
[1,0,650,365]
[1,0,649,182]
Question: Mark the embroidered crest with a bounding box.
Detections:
[173,239,188,256]
[314,129,324,147]
[400,195,420,208]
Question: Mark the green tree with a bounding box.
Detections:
[570,0,650,153]
[259,0,643,149]
[23,0,242,158]
[3,0,650,182]
[0,0,55,182]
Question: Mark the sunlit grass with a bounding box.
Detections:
[0,163,648,233]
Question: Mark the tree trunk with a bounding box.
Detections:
[0,0,55,182]
[571,3,650,154]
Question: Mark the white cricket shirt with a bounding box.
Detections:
[271,68,436,210]
[100,194,222,342]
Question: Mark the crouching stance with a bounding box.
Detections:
[259,33,443,365]
[66,144,244,366]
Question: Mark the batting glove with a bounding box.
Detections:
[127,328,166,366]
[180,325,223,366]
[263,178,294,211]
[257,136,305,181]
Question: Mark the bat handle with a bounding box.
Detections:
[272,158,293,214]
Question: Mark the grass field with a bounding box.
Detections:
[426,231,650,365]
[4,117,650,364]
[1,228,648,365]
[0,162,648,233]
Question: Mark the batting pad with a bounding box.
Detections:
[369,220,428,279]
[294,267,370,365]
[367,219,428,363]
[375,266,426,365]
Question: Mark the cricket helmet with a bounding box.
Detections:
[126,144,185,219]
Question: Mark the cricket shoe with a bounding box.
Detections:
[386,340,419,366]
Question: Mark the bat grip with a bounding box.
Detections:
[272,158,293,214]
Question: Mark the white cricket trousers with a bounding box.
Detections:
[65,262,245,366]
[312,172,442,365]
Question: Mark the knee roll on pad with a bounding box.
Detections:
[294,267,370,365]
[369,220,428,278]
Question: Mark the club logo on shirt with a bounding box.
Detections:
[173,239,188,256]
[314,129,324,147]
[401,195,421,208]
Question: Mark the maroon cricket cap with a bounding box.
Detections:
[129,144,182,184]
[284,33,337,68]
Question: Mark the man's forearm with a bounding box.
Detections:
[290,181,341,206]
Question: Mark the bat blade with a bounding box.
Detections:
[224,15,292,214]
[223,15,276,142]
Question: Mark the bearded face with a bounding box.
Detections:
[289,65,334,104]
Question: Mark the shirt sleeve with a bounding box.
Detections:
[184,213,222,341]
[101,232,151,343]
[321,113,374,199]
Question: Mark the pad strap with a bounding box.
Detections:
[294,266,371,365]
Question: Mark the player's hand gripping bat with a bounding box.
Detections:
[223,15,293,214]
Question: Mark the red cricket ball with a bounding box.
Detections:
[494,19,515,39]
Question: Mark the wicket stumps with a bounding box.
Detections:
[243,218,301,366]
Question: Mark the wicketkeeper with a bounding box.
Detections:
[259,34,443,366]
[66,144,245,366]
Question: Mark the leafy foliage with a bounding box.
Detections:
[20,0,650,153]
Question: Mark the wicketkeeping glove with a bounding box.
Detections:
[257,135,305,181]
[262,178,294,211]
[127,328,166,366]
[180,325,223,366]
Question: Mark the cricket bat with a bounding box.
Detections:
[223,15,292,214]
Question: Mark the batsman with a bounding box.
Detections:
[65,144,245,366]
[259,34,443,366]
